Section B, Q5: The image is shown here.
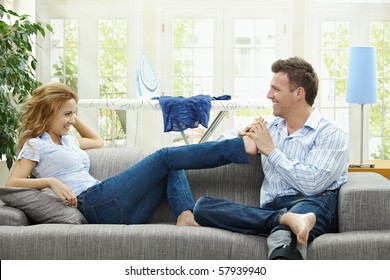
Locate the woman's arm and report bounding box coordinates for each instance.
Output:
[5,158,77,206]
[73,115,104,150]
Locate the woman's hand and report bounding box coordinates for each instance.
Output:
[48,178,78,207]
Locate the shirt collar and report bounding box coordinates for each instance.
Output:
[304,108,321,130]
[272,108,321,132]
[40,132,51,140]
[40,132,65,145]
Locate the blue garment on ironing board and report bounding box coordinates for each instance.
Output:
[155,95,231,132]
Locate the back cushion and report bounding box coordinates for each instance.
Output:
[86,147,263,223]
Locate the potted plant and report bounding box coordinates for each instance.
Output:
[0,4,52,169]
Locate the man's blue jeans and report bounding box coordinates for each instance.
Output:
[194,190,338,243]
[77,137,249,224]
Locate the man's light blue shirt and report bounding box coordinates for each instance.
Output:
[260,108,349,206]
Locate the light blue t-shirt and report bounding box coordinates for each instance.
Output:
[18,132,100,196]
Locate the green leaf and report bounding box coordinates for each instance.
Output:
[46,23,53,33]
[0,4,51,168]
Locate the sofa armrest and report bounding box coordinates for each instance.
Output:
[338,172,390,232]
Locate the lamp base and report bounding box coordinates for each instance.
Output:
[349,162,376,168]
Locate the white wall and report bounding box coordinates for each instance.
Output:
[0,161,7,186]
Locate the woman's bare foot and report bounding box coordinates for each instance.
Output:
[243,135,258,155]
[279,212,316,245]
[176,210,200,227]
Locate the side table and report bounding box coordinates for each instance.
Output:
[348,160,390,180]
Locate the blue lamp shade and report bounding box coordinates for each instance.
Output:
[345,46,378,104]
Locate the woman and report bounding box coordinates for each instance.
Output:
[6,82,257,225]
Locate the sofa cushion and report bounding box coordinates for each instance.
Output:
[0,224,268,259]
[0,187,87,224]
[0,200,30,226]
[307,230,390,260]
[338,172,390,232]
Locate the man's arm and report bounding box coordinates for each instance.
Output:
[247,124,349,195]
[266,127,349,195]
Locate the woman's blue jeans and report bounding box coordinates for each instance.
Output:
[77,137,249,224]
[194,190,338,243]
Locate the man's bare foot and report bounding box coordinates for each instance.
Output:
[176,210,200,227]
[279,212,316,245]
[243,135,258,155]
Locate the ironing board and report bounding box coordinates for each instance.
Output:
[78,98,268,143]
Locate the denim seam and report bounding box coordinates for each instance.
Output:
[175,170,193,215]
[311,191,335,217]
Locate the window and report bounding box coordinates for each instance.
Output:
[370,21,390,159]
[50,19,79,92]
[162,3,288,144]
[98,19,127,144]
[319,21,349,133]
[172,19,214,97]
[308,0,390,160]
[233,19,276,127]
[49,18,129,145]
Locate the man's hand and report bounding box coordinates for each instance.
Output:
[238,117,266,136]
[245,122,276,156]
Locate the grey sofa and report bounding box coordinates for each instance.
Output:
[1,146,390,260]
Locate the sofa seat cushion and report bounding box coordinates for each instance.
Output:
[0,224,268,260]
[0,187,87,224]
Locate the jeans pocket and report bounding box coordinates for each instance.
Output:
[91,199,124,224]
[320,191,338,215]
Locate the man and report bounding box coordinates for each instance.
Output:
[193,57,349,259]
